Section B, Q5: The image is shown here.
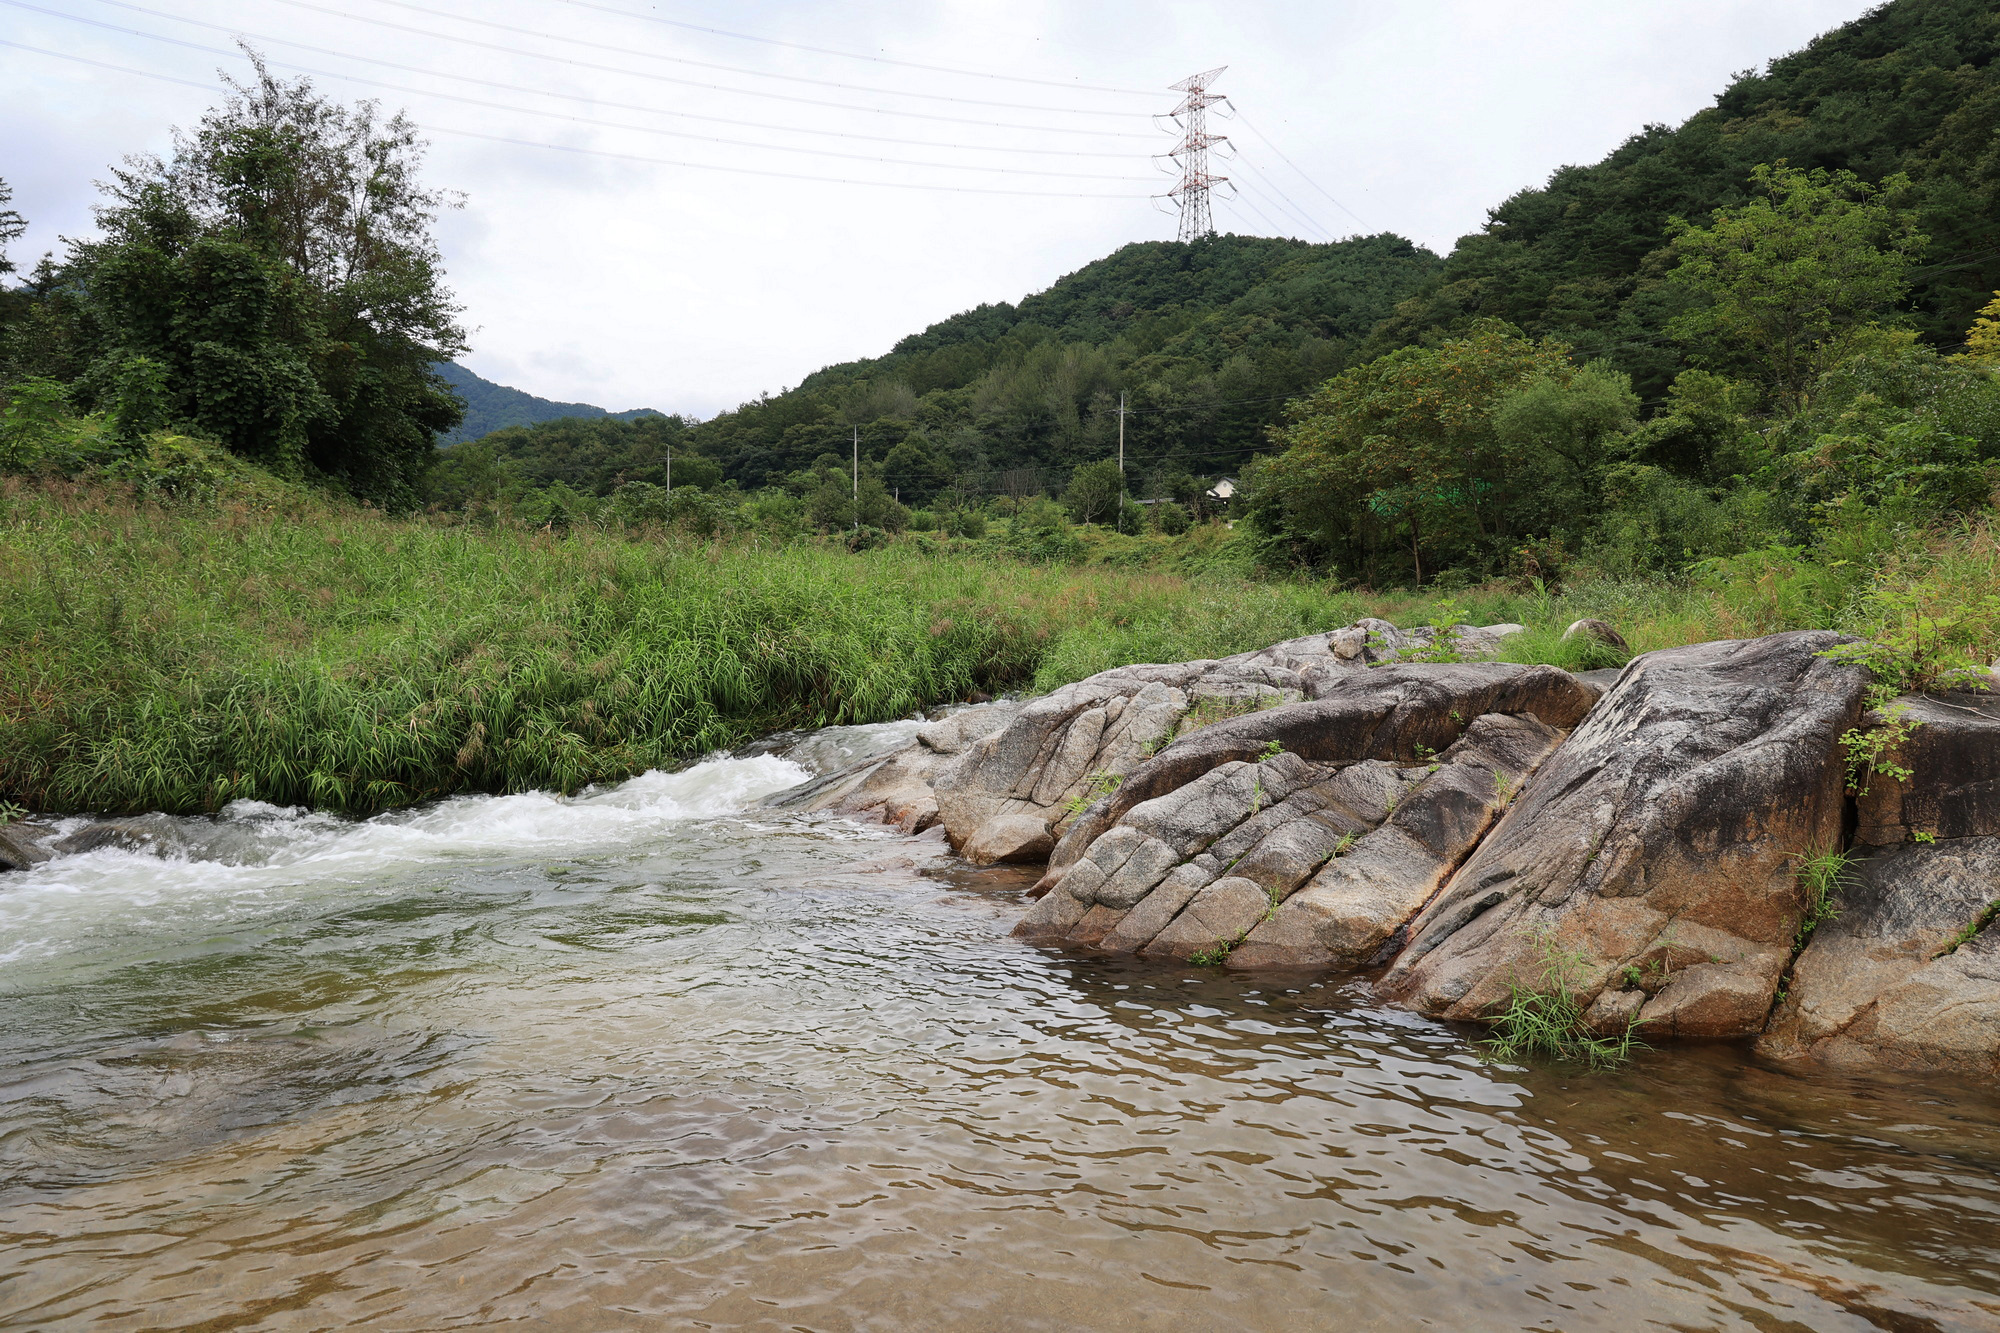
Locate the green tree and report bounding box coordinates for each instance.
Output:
[1259,323,1577,580]
[1665,164,1925,407]
[1063,459,1124,525]
[29,53,466,504]
[0,177,23,278]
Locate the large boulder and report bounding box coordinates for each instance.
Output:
[1014,663,1596,957]
[1852,691,2000,846]
[1380,632,1868,1040]
[931,621,1531,867]
[1758,839,2000,1075]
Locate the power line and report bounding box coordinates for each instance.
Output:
[42,0,1160,139]
[11,7,1140,155]
[259,0,1154,117]
[1229,163,1336,242]
[549,0,1156,96]
[422,125,1152,197]
[1228,107,1369,227]
[0,40,1154,198]
[333,0,1154,114]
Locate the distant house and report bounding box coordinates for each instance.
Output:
[1206,477,1238,501]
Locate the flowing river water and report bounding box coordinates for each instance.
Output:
[3,720,1999,1332]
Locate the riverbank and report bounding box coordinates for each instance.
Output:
[4,466,1996,818]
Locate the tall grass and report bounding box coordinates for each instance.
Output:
[11,472,1990,818]
[0,480,1385,815]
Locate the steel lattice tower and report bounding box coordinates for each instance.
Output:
[1165,66,1228,242]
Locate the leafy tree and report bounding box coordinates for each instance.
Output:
[1063,459,1124,525]
[1665,164,1926,406]
[17,53,465,504]
[1259,323,1582,580]
[0,177,23,277]
[1961,290,2000,361]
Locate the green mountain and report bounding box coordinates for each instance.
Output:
[435,362,661,445]
[460,0,2000,514]
[677,232,1441,498]
[1374,0,2000,400]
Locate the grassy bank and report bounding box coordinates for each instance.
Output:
[0,478,1384,816]
[6,469,1994,818]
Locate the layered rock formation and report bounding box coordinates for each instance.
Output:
[774,617,2000,1076]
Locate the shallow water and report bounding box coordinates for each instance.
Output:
[2,724,1999,1332]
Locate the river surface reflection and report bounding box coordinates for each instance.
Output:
[1,724,1997,1331]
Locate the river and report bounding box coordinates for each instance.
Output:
[1,720,1997,1331]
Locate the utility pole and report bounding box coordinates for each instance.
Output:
[1165,67,1228,243]
[1117,390,1127,534]
[851,426,859,533]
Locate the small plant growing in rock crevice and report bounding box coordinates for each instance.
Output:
[1938,900,2000,956]
[1485,930,1642,1071]
[1837,687,1921,797]
[1792,847,1853,951]
[1190,928,1250,967]
[1063,769,1123,816]
[1400,598,1469,665]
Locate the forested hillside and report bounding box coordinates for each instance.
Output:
[675,233,1442,499]
[1375,0,2000,401]
[433,362,662,444]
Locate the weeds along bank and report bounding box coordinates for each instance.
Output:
[0,472,1386,817]
[5,428,1997,818]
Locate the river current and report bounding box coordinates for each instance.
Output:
[2,720,1998,1332]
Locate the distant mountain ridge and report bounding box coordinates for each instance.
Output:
[434,362,661,445]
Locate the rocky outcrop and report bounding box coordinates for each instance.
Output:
[766,616,2000,1076]
[1759,839,2000,1075]
[1379,632,1867,1040]
[916,618,1526,867]
[1015,663,1595,959]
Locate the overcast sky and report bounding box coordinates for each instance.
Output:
[5,0,1876,416]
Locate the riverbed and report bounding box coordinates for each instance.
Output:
[1,721,1997,1331]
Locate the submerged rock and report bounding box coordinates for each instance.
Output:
[0,822,54,872]
[1380,631,1866,1040]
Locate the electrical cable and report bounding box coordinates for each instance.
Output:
[1228,107,1369,226]
[1226,146,1338,241]
[11,10,1135,156]
[253,0,1151,117]
[0,40,1155,197]
[547,0,1156,96]
[1228,170,1334,242]
[35,0,1159,138]
[321,0,1153,115]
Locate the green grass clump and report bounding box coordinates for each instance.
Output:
[1793,847,1853,951]
[1485,931,1643,1070]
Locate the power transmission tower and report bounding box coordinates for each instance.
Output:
[1165,66,1228,242]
